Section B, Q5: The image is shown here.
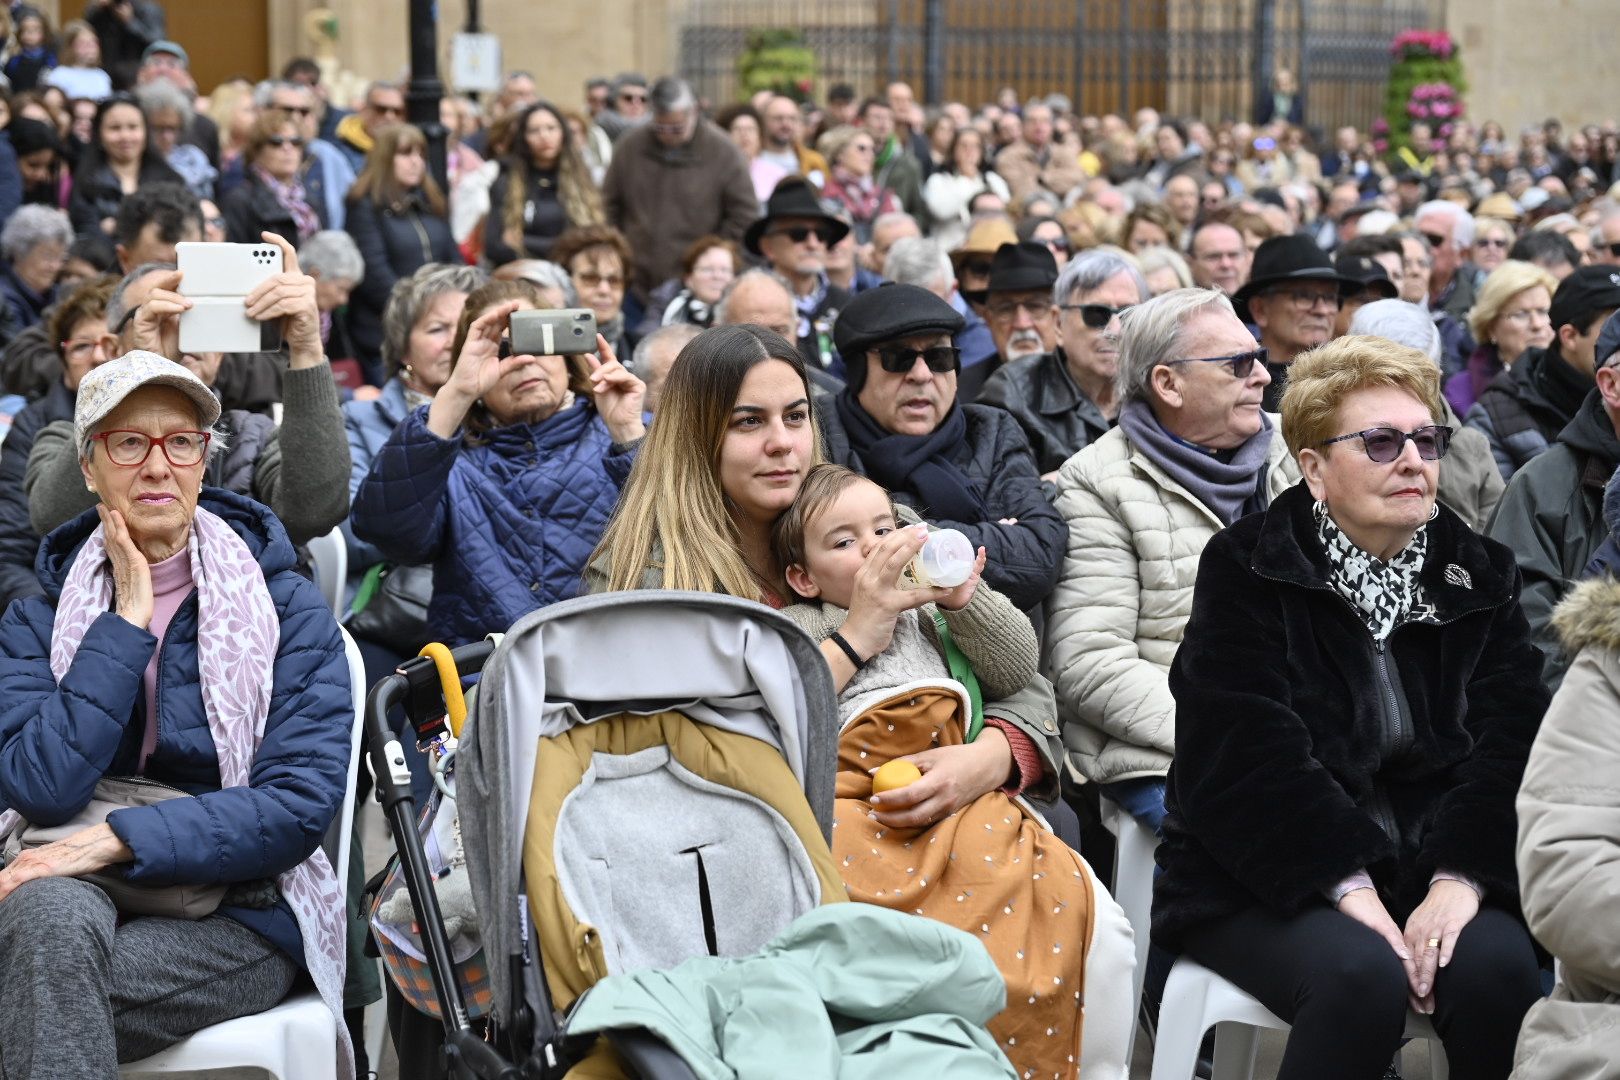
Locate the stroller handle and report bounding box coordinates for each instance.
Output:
[364,642,521,1080]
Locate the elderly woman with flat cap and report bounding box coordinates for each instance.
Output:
[1152,336,1547,1079]
[0,351,355,1077]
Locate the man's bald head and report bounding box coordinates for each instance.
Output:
[716,269,798,340]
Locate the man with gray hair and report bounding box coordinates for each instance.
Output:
[885,237,998,378]
[603,76,759,301]
[1591,202,1620,268]
[1414,199,1478,321]
[333,81,406,175]
[595,72,650,142]
[632,323,702,411]
[978,248,1149,477]
[1347,299,1502,531]
[1045,287,1295,843]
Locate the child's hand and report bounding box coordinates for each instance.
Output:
[934,546,987,611]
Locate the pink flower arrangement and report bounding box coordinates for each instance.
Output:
[1404,82,1464,122]
[1391,28,1455,58]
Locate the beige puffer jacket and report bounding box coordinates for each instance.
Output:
[1043,422,1299,786]
[1512,576,1620,1078]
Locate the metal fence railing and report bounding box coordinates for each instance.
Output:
[677,0,1439,133]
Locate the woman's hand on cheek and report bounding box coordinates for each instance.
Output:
[99,505,154,629]
[869,728,1013,828]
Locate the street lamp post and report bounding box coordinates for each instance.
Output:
[406,0,449,193]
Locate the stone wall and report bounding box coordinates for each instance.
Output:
[1446,0,1620,132]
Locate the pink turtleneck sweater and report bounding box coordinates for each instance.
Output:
[139,548,195,772]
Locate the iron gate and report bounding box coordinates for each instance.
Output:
[677,0,1439,132]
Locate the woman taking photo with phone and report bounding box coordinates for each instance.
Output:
[350,280,645,646]
[344,124,461,372]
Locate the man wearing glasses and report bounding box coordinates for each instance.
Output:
[741,179,854,376]
[817,283,1065,613]
[1233,234,1355,411]
[596,73,650,143]
[1414,200,1479,322]
[1591,205,1620,268]
[1046,287,1295,850]
[979,249,1148,479]
[332,82,406,175]
[1488,309,1620,694]
[603,77,759,303]
[959,240,1061,401]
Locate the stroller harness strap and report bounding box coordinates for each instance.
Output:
[521,710,848,1016]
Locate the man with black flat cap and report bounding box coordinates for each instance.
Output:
[959,240,1062,402]
[817,282,1065,611]
[1233,234,1355,410]
[744,177,854,377]
[1332,250,1399,339]
[1467,265,1620,479]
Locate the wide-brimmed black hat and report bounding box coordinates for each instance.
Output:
[1334,251,1398,301]
[1232,234,1356,314]
[743,178,851,256]
[961,241,1059,306]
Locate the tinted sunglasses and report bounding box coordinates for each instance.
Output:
[1420,231,1447,250]
[1607,242,1620,258]
[1320,424,1453,463]
[1060,302,1132,329]
[1165,347,1266,379]
[770,224,837,246]
[961,259,993,277]
[274,104,314,117]
[874,344,960,373]
[265,135,305,148]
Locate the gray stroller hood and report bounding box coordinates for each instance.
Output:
[457,590,840,1022]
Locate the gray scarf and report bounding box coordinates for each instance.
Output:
[1118,400,1275,526]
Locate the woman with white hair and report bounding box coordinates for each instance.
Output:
[135,81,216,200]
[1136,245,1194,296]
[1349,299,1504,531]
[0,205,73,338]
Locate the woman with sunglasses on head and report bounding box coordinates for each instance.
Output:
[482,101,602,269]
[220,112,326,246]
[1153,334,1546,1080]
[67,92,184,237]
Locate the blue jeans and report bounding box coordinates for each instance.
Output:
[1097,776,1168,837]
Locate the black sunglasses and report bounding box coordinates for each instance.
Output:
[1060,302,1133,329]
[770,224,836,246]
[1320,424,1453,463]
[1607,242,1620,258]
[961,259,993,278]
[1165,347,1266,379]
[273,104,314,117]
[1420,231,1447,250]
[873,344,960,374]
[265,135,306,148]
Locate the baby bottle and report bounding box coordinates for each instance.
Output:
[899,528,974,590]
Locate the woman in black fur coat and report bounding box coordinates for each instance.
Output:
[1151,335,1546,1080]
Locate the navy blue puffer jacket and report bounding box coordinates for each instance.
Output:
[350,400,635,646]
[0,489,352,962]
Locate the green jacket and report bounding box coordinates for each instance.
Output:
[1486,388,1620,693]
[567,904,1016,1080]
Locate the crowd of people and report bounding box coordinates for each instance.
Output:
[2,8,1620,1077]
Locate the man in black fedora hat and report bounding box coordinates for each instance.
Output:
[1232,234,1355,410]
[960,240,1062,401]
[817,282,1065,611]
[744,177,855,377]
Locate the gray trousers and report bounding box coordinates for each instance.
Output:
[0,876,299,1080]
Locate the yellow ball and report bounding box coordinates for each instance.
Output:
[871,759,922,794]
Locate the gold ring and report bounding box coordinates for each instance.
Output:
[1426,938,1441,948]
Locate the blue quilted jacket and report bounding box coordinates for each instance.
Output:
[0,489,353,963]
[351,400,635,646]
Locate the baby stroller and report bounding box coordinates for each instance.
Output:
[365,591,845,1079]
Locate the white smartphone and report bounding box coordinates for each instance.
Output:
[176,242,284,354]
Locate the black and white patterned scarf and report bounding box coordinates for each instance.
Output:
[1316,503,1429,642]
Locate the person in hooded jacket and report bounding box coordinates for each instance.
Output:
[342,123,460,372]
[0,352,351,1078]
[1156,337,1547,1080]
[351,280,645,646]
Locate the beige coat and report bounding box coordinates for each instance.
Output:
[1043,422,1299,785]
[1512,576,1620,1078]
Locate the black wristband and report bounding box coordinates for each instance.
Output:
[828,631,868,671]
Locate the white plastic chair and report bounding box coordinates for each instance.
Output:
[1148,956,1449,1080]
[1100,796,1158,1021]
[306,526,348,619]
[120,628,368,1079]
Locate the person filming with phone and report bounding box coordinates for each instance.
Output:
[351,282,646,646]
[20,232,351,582]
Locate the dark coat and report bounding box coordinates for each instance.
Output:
[1152,483,1549,948]
[817,401,1064,611]
[1465,343,1593,482]
[482,167,570,266]
[975,348,1111,476]
[67,159,185,236]
[351,401,636,646]
[0,378,74,612]
[0,489,351,961]
[344,191,458,362]
[221,171,328,246]
[0,264,53,340]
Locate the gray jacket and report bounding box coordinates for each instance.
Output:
[25,363,351,545]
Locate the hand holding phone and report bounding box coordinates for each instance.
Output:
[176,240,284,354]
